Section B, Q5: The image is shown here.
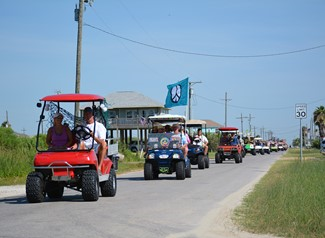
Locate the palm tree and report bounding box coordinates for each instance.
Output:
[302,126,308,146]
[313,106,325,138]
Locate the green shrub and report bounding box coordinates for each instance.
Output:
[207,132,219,151]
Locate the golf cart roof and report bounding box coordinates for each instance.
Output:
[148,114,186,123]
[218,127,239,131]
[186,119,206,127]
[40,94,105,102]
[254,137,263,141]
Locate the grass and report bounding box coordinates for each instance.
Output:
[283,147,324,160]
[233,148,325,238]
[116,149,144,175]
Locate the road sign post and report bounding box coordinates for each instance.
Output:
[295,103,307,161]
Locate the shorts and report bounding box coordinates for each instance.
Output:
[86,143,100,153]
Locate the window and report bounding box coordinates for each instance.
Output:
[148,110,154,116]
[126,111,133,119]
[109,111,116,118]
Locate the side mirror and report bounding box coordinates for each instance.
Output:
[100,103,108,112]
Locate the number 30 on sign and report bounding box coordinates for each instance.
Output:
[295,103,307,119]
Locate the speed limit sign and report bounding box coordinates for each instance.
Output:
[295,103,307,119]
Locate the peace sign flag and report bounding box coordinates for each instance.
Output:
[164,78,189,108]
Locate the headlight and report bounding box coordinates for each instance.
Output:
[148,153,155,159]
[173,154,180,159]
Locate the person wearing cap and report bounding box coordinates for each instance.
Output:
[46,112,73,150]
[81,107,107,173]
[172,124,188,158]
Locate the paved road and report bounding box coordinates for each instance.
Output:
[0,152,282,238]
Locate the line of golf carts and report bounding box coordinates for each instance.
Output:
[243,135,288,156]
[26,93,246,203]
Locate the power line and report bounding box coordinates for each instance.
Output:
[195,94,325,111]
[84,23,325,58]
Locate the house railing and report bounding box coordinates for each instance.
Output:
[107,117,149,129]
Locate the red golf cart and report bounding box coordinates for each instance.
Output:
[26,93,118,203]
[215,127,244,164]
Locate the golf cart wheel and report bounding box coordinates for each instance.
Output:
[46,181,64,199]
[198,155,205,169]
[144,163,153,180]
[242,149,246,158]
[215,153,221,164]
[176,161,185,180]
[100,168,117,197]
[26,171,45,203]
[234,153,240,163]
[251,149,257,156]
[185,163,191,178]
[82,170,99,201]
[204,156,210,168]
[260,149,265,155]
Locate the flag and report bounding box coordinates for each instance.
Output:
[139,117,147,126]
[164,78,189,108]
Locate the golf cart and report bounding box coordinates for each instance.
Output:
[144,114,191,180]
[186,119,209,169]
[26,94,118,203]
[270,141,279,152]
[215,127,244,164]
[262,140,271,154]
[254,137,265,155]
[243,135,257,155]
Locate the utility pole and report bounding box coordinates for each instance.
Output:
[74,0,84,118]
[236,113,248,135]
[248,113,255,135]
[260,126,265,139]
[188,81,202,120]
[221,92,231,127]
[74,0,94,118]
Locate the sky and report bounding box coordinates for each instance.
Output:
[1,0,325,145]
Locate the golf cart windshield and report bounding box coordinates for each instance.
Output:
[147,133,181,150]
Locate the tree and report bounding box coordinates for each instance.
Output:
[313,106,325,138]
[292,138,300,147]
[302,126,308,146]
[1,121,11,128]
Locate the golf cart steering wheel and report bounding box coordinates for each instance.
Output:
[74,125,92,140]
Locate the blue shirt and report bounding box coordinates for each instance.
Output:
[230,136,239,145]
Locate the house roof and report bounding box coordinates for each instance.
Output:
[105,91,164,109]
[201,119,223,128]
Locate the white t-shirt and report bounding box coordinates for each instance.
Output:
[84,122,107,148]
[198,135,208,144]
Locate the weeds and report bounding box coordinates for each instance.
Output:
[234,156,325,238]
